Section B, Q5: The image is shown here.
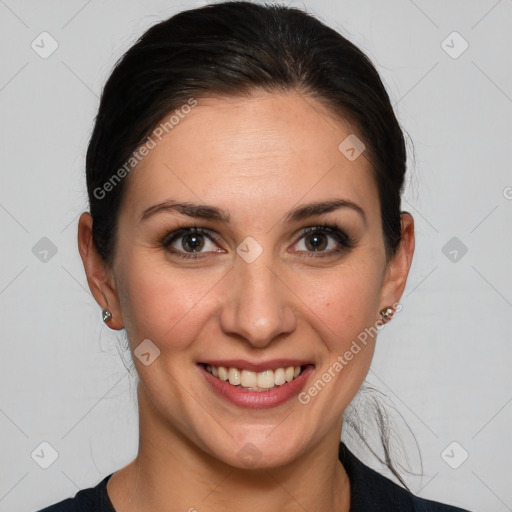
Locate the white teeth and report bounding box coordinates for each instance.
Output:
[218,366,228,381]
[228,367,241,385]
[274,368,286,386]
[241,370,257,387]
[257,370,274,389]
[205,364,304,390]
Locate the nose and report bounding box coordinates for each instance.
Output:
[219,252,297,348]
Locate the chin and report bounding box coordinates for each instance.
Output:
[198,426,312,470]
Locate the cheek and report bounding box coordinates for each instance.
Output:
[300,264,383,345]
[117,256,224,351]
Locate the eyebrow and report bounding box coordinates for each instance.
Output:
[140,198,366,225]
[140,201,231,223]
[284,199,366,224]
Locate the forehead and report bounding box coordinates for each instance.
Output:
[120,91,378,222]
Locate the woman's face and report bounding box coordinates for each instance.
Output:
[89,91,412,469]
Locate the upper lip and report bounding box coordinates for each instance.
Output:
[199,359,314,372]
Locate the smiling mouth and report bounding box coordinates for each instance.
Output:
[201,364,307,392]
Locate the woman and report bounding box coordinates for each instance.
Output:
[38,2,471,510]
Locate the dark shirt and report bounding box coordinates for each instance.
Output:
[36,443,471,511]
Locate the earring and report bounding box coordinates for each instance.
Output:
[102,309,112,323]
[379,306,394,322]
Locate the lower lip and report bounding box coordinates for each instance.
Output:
[199,364,314,409]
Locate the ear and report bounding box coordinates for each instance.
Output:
[378,213,415,316]
[77,212,124,330]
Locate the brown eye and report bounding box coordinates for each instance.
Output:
[293,224,354,257]
[181,233,205,252]
[162,227,221,258]
[304,232,328,251]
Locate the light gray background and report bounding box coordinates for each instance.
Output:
[1,0,511,511]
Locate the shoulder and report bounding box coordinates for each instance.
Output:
[35,474,114,512]
[338,443,471,512]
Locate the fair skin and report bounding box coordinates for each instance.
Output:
[78,90,414,512]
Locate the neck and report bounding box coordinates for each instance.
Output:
[107,386,351,512]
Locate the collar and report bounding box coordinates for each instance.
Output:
[339,442,415,511]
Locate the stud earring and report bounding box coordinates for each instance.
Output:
[379,306,394,322]
[102,309,112,323]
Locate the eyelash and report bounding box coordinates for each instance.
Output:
[160,223,355,260]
